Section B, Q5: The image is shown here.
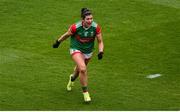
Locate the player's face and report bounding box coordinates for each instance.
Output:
[84,15,93,27]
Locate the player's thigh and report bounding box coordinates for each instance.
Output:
[72,53,86,70]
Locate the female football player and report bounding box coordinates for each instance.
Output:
[53,8,104,102]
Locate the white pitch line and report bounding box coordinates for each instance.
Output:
[146,74,162,79]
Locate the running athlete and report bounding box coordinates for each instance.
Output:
[52,8,104,102]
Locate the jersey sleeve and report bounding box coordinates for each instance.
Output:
[96,25,101,35]
[69,24,76,34]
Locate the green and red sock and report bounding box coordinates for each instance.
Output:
[82,86,88,92]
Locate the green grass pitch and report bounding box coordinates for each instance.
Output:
[0,0,180,110]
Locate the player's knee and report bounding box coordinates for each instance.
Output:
[79,65,86,73]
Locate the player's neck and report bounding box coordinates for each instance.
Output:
[82,21,91,29]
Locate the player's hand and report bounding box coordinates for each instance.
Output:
[53,40,61,48]
[98,52,103,60]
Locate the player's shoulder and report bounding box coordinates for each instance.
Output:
[70,21,82,31]
[73,21,82,29]
[91,21,99,28]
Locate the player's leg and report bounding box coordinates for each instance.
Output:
[67,58,91,91]
[70,65,79,81]
[67,52,87,91]
[82,58,91,102]
[72,53,87,87]
[67,49,81,91]
[71,58,90,81]
[70,55,91,82]
[71,53,91,102]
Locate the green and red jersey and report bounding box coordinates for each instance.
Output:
[69,21,101,54]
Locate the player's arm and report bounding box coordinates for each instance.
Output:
[96,32,104,60]
[58,29,72,42]
[96,25,104,60]
[53,26,74,48]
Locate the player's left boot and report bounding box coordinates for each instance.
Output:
[67,74,74,91]
[83,92,91,102]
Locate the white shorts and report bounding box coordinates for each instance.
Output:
[70,49,93,59]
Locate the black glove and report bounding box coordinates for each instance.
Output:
[98,52,103,60]
[53,40,61,48]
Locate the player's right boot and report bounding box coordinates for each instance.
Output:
[83,92,91,102]
[67,74,74,91]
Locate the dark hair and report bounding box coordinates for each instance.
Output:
[81,8,92,19]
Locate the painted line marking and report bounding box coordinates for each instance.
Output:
[146,74,162,79]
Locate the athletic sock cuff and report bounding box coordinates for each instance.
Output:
[82,86,88,92]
